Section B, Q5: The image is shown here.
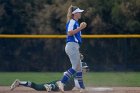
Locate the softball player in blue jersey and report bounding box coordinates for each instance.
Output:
[57,5,87,93]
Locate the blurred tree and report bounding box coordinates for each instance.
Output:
[0,0,139,72]
[111,0,140,34]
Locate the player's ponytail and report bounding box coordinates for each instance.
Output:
[67,5,78,22]
[67,5,73,22]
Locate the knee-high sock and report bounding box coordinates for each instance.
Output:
[76,72,85,89]
[61,68,76,84]
[19,81,32,87]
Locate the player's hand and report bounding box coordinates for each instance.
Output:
[80,22,87,29]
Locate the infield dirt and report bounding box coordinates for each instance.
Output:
[0,86,140,93]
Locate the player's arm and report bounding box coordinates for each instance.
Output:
[68,22,87,36]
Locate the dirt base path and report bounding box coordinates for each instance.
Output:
[0,86,140,93]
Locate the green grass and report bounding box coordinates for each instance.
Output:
[84,72,140,87]
[0,72,140,87]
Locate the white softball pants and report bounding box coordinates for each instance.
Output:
[65,42,82,72]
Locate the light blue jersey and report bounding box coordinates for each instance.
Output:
[66,19,82,44]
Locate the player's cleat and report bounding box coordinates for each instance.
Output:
[56,81,64,93]
[72,87,80,91]
[44,84,52,92]
[79,88,86,93]
[10,79,20,91]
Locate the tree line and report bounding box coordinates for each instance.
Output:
[0,0,140,71]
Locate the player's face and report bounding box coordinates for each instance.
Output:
[75,12,82,19]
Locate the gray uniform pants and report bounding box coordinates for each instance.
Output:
[65,42,82,72]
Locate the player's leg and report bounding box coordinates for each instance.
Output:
[74,50,85,92]
[56,67,76,92]
[10,79,33,90]
[10,79,37,90]
[57,42,80,92]
[68,45,85,92]
[10,79,20,90]
[30,81,58,92]
[75,71,85,92]
[10,79,48,91]
[61,43,79,84]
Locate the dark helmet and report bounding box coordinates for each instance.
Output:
[81,62,89,73]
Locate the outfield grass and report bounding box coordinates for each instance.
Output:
[0,72,140,87]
